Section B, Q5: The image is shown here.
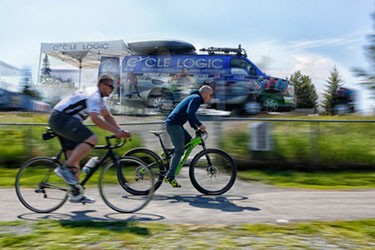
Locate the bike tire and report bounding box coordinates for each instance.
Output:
[123,148,165,194]
[99,156,154,213]
[15,157,68,213]
[189,148,237,195]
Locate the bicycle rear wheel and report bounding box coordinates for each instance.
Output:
[189,148,237,195]
[15,157,68,213]
[123,148,166,194]
[99,156,154,213]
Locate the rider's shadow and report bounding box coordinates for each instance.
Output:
[65,210,109,221]
[155,194,260,212]
[18,210,108,222]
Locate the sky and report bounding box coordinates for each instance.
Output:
[0,0,374,112]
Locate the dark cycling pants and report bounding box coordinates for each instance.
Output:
[165,124,192,179]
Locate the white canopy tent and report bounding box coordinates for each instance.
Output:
[38,40,130,88]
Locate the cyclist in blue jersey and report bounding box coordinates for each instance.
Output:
[49,75,131,203]
[165,85,213,187]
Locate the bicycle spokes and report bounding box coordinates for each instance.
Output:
[189,148,237,195]
[99,157,154,213]
[15,157,68,213]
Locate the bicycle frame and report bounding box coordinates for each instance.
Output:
[51,134,125,187]
[80,145,120,187]
[156,130,207,176]
[174,135,205,176]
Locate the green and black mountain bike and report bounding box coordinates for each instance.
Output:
[124,130,236,195]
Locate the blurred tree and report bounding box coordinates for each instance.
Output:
[38,54,77,104]
[39,55,75,87]
[22,85,42,100]
[40,54,51,77]
[322,66,344,115]
[39,54,59,86]
[290,71,318,110]
[352,11,375,98]
[20,66,42,100]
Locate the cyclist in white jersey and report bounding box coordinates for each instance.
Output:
[49,75,131,203]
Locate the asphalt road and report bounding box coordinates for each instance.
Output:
[2,167,375,224]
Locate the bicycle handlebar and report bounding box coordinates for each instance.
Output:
[195,130,208,140]
[94,135,127,149]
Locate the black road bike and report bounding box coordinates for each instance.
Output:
[15,128,154,213]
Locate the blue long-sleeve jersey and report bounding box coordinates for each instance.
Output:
[165,91,203,129]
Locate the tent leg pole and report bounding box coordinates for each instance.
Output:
[37,52,43,85]
[79,66,82,89]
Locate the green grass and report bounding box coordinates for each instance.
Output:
[0,112,50,123]
[237,170,375,189]
[0,219,374,249]
[0,168,17,187]
[3,167,375,189]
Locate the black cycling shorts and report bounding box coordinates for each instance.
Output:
[49,110,94,150]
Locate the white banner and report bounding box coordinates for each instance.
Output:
[40,40,127,53]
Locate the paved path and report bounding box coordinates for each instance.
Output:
[3,168,375,224]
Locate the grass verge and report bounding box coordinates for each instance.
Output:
[0,219,374,249]
[3,168,375,189]
[237,170,375,189]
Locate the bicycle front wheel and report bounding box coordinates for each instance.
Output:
[189,149,237,195]
[15,157,68,213]
[99,156,154,213]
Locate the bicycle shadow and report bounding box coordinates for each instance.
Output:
[153,194,260,212]
[17,210,165,223]
[17,211,161,235]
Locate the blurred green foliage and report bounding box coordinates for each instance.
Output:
[0,113,142,168]
[221,119,375,170]
[1,112,374,170]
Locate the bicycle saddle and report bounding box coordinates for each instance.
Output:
[149,131,167,137]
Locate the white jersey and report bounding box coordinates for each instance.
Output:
[53,87,107,121]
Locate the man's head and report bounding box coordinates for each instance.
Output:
[98,75,115,97]
[199,85,213,104]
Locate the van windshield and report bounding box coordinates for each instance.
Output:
[230,58,257,76]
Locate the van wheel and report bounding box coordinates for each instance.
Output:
[151,94,173,111]
[262,98,278,112]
